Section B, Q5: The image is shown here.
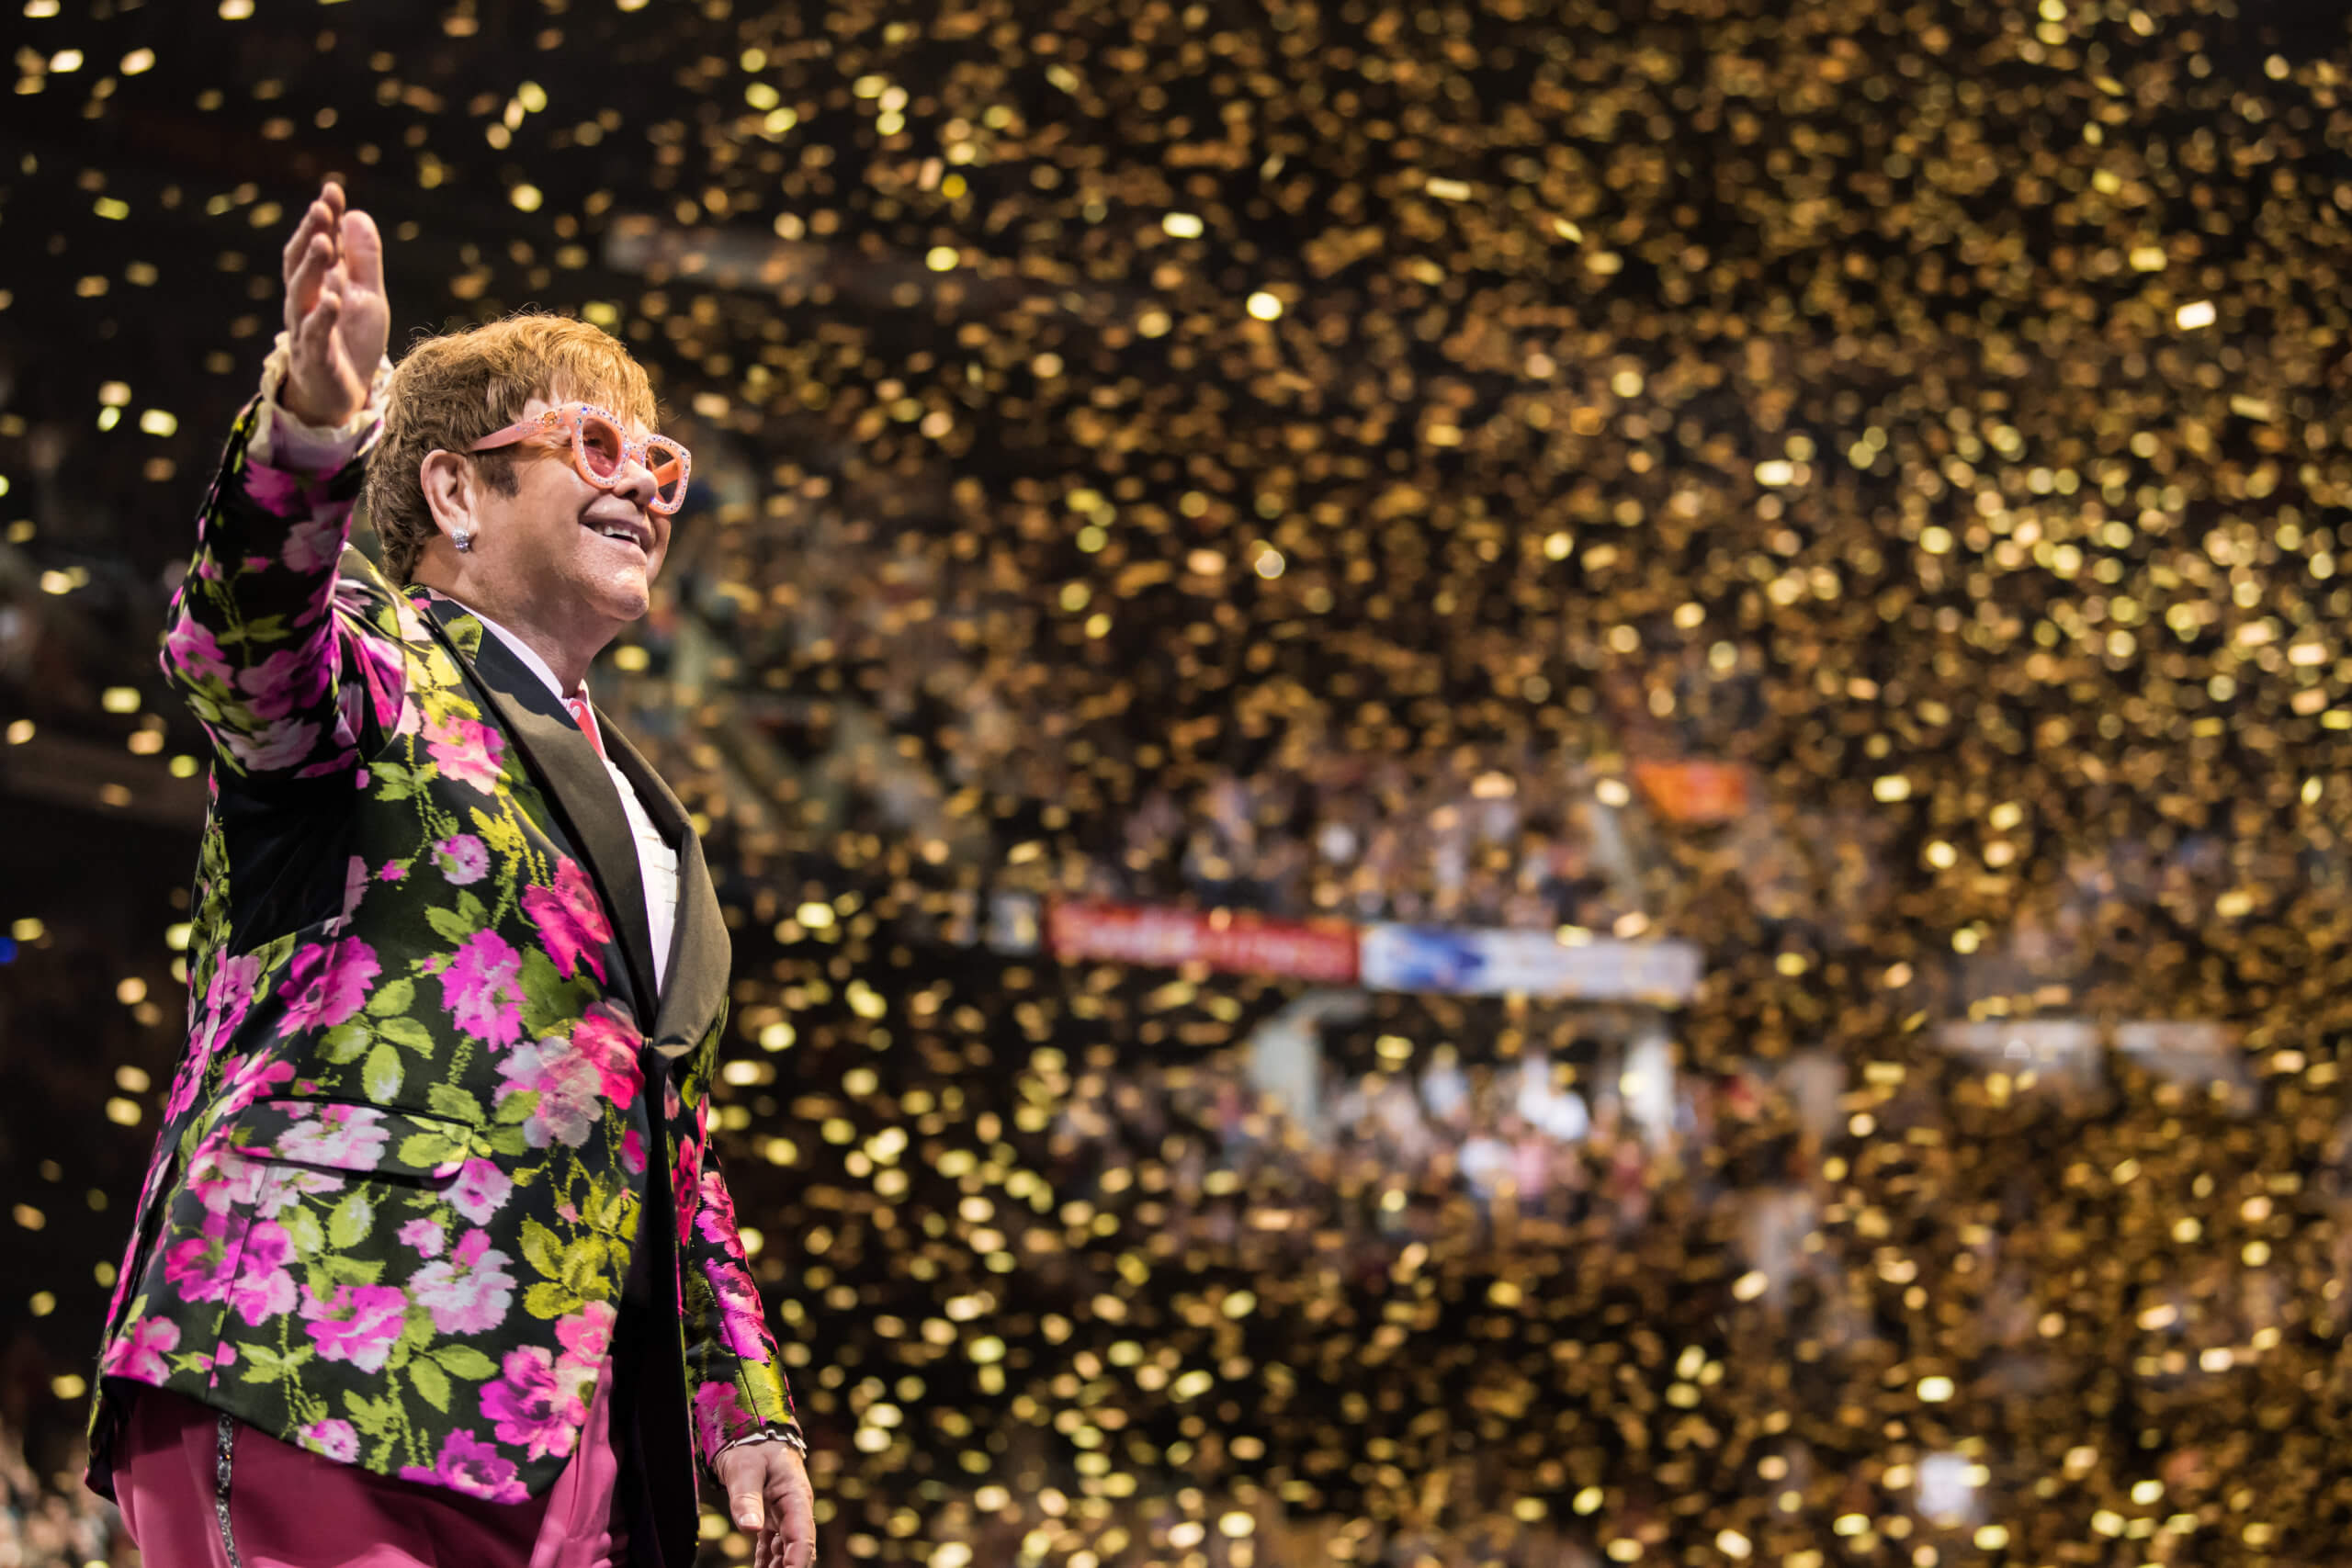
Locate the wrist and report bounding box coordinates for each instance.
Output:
[278,380,358,430]
[715,1426,808,1465]
[251,332,390,474]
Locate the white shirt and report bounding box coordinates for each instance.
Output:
[469,610,681,994]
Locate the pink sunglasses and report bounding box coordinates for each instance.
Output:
[469,402,692,516]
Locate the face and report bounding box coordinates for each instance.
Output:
[455,396,673,631]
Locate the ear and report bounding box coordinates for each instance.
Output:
[419,449,480,542]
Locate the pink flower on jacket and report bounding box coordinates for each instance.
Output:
[270,1102,390,1172]
[164,953,263,1122]
[399,1217,447,1258]
[212,1054,296,1122]
[299,1419,360,1464]
[300,1282,408,1373]
[695,1166,744,1253]
[410,1229,515,1336]
[426,715,508,794]
[692,1382,757,1461]
[238,645,334,723]
[243,460,311,517]
[673,1104,707,1236]
[399,1429,528,1506]
[555,1300,616,1381]
[345,629,409,736]
[448,1158,514,1224]
[204,952,264,1038]
[493,1040,605,1150]
[571,1006,644,1107]
[440,929,524,1049]
[222,716,321,773]
[277,936,379,1036]
[183,1131,266,1218]
[432,832,491,886]
[282,516,344,575]
[521,859,611,984]
[99,1316,181,1384]
[705,1258,773,1362]
[164,616,233,688]
[226,1218,299,1327]
[164,1210,238,1303]
[480,1347,586,1461]
[251,1162,344,1219]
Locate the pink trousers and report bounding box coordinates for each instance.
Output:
[113,1375,627,1568]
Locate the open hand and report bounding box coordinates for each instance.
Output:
[278,181,388,428]
[715,1439,818,1568]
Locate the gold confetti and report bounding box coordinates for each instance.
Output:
[10,6,2352,1565]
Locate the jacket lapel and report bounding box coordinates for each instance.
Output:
[601,719,730,1063]
[412,592,662,1019]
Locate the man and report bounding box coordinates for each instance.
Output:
[85,182,819,1568]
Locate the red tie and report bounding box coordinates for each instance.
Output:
[566,695,605,759]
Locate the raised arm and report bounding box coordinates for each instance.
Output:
[160,183,394,782]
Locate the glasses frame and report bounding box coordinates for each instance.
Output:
[467,401,692,516]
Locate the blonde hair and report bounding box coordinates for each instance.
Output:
[365,312,658,584]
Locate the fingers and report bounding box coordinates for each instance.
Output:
[280,197,340,286]
[777,1482,816,1568]
[283,230,339,334]
[290,285,343,386]
[339,207,385,298]
[300,286,345,348]
[782,1480,816,1538]
[288,287,347,412]
[723,1447,811,1568]
[279,200,326,278]
[282,183,365,339]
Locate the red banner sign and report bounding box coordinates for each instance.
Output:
[1046,901,1360,984]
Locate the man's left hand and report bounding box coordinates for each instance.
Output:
[715,1440,817,1568]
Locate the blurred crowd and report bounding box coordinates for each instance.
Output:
[0,1399,120,1568]
[575,909,2345,1568]
[9,0,2352,1563]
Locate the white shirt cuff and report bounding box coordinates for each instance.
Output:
[248,329,393,474]
[716,1427,808,1462]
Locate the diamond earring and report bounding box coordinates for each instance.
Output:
[452,529,473,553]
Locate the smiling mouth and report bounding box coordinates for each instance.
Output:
[585,519,649,553]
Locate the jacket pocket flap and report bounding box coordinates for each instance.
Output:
[227,1096,475,1181]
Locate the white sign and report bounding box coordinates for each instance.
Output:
[1360,925,1702,1002]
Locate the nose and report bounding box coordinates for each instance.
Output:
[608,451,659,511]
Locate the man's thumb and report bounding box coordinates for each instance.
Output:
[731,1491,764,1530]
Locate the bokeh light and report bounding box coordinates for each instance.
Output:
[4,1,2352,1566]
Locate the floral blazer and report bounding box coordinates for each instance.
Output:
[86,396,800,1548]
